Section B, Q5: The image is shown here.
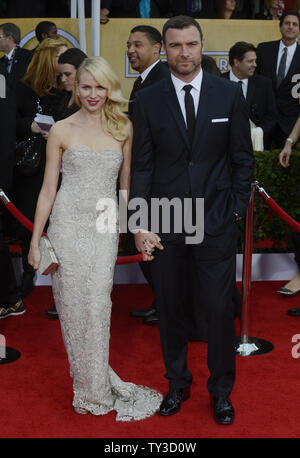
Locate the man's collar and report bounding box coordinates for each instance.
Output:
[229,69,248,83]
[140,59,160,82]
[171,69,203,93]
[6,46,17,60]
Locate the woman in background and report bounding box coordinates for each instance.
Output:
[13,38,68,298]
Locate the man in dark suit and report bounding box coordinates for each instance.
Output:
[0,23,33,92]
[256,10,300,148]
[223,41,277,150]
[127,25,169,324]
[0,84,25,319]
[130,15,254,424]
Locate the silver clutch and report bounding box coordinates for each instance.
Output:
[38,235,59,275]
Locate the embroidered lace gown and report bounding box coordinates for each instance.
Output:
[47,145,162,420]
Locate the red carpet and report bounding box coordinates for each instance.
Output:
[1,281,300,438]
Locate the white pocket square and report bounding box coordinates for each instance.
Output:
[211,118,229,123]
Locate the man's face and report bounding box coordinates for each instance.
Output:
[0,29,9,53]
[127,31,160,73]
[280,14,300,43]
[163,26,203,81]
[46,25,59,40]
[234,51,257,78]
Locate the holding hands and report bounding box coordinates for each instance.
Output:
[134,230,164,261]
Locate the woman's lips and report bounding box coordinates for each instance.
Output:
[87,100,99,106]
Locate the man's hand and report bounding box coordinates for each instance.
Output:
[134,231,164,261]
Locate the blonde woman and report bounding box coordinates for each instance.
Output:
[14,37,68,298]
[28,56,162,420]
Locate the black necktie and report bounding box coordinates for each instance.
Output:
[183,84,196,145]
[277,47,287,87]
[2,56,9,73]
[129,76,142,118]
[132,75,142,94]
[238,80,245,98]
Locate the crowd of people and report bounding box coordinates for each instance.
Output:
[0,7,300,424]
[0,1,300,20]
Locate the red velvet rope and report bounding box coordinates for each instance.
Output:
[0,188,142,264]
[257,185,300,233]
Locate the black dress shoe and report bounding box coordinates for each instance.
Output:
[46,305,59,319]
[211,396,235,425]
[277,287,300,297]
[286,307,300,316]
[20,271,35,297]
[143,312,158,325]
[158,387,190,416]
[130,306,156,318]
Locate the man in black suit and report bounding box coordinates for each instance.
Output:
[256,10,300,148]
[127,25,169,325]
[0,23,33,92]
[130,15,254,424]
[0,84,25,319]
[223,41,277,150]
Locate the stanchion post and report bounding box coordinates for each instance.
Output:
[240,182,255,344]
[235,182,274,356]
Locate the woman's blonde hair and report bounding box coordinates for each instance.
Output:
[22,38,68,96]
[75,56,129,141]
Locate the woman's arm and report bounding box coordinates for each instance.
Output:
[279,116,300,168]
[119,120,132,205]
[28,123,64,269]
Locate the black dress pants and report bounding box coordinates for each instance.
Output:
[150,223,238,398]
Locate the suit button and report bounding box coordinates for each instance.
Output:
[189,161,194,167]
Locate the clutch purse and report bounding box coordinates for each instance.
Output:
[38,235,59,275]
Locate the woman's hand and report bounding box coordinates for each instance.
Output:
[41,130,49,140]
[279,143,292,168]
[134,231,164,261]
[28,244,40,270]
[31,121,42,134]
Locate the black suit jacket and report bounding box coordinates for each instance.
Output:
[256,40,300,135]
[0,46,33,92]
[128,60,170,119]
[222,71,277,140]
[130,71,254,240]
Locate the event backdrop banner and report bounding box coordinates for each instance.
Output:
[2,18,299,103]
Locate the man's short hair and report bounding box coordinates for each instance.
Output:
[35,21,56,43]
[162,15,203,43]
[279,10,300,27]
[130,25,162,45]
[0,23,21,44]
[229,41,256,67]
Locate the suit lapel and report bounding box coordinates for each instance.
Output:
[192,71,214,151]
[269,41,280,85]
[246,76,255,105]
[284,44,300,84]
[163,75,191,151]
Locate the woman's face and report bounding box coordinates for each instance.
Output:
[77,70,108,112]
[58,63,77,92]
